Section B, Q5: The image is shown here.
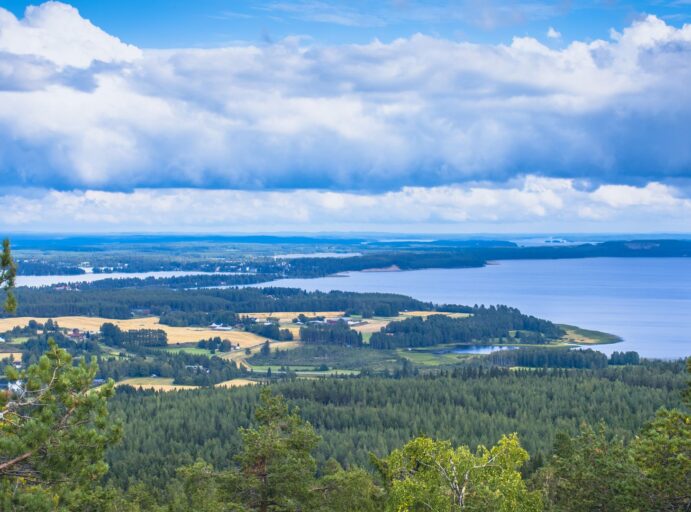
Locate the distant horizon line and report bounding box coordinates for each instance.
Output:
[3,232,691,240]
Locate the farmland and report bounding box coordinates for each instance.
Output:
[0,316,267,346]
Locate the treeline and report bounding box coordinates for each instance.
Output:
[279,240,691,277]
[247,343,401,371]
[6,286,431,322]
[15,260,85,276]
[243,321,294,341]
[370,306,564,349]
[70,273,271,290]
[487,347,641,369]
[21,332,101,365]
[300,321,364,346]
[106,361,687,489]
[100,323,167,348]
[282,251,485,277]
[12,239,691,279]
[97,352,245,386]
[197,337,234,352]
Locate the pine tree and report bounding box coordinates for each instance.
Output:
[230,389,320,511]
[0,238,16,312]
[0,339,121,510]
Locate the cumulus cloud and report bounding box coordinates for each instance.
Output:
[1,177,689,233]
[546,26,561,39]
[0,2,691,204]
[0,2,140,68]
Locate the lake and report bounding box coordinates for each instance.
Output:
[15,271,223,287]
[257,258,691,359]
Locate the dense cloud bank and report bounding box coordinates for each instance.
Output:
[1,2,691,193]
[0,2,690,232]
[3,178,689,232]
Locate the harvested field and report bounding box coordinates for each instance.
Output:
[0,316,266,347]
[0,351,23,361]
[214,378,258,388]
[114,377,198,392]
[246,311,344,322]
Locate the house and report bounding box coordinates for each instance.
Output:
[185,364,210,373]
[67,328,85,341]
[210,323,233,331]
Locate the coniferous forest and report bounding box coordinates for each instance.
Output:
[1,342,689,511]
[1,240,690,511]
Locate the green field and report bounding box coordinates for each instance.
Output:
[397,348,475,366]
[159,346,214,356]
[250,365,360,376]
[559,324,623,345]
[6,337,29,345]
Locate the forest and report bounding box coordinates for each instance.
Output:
[5,286,431,320]
[1,342,689,511]
[369,306,564,349]
[13,238,691,277]
[486,347,641,369]
[96,352,246,386]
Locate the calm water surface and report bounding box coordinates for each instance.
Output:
[16,271,222,287]
[258,258,691,359]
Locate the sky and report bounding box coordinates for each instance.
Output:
[0,0,690,234]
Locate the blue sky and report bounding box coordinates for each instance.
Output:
[3,0,691,47]
[0,1,690,233]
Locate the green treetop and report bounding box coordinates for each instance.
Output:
[0,339,121,511]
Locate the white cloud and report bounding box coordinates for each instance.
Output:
[0,3,690,235]
[546,26,561,39]
[1,177,689,232]
[0,2,141,68]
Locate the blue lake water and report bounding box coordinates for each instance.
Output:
[443,345,520,355]
[257,258,691,359]
[15,271,225,287]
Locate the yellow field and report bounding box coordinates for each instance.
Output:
[562,329,598,344]
[403,311,471,319]
[215,378,258,388]
[112,376,259,392]
[114,377,198,391]
[0,351,22,361]
[283,325,302,337]
[242,311,470,339]
[246,311,344,322]
[352,311,471,335]
[559,326,620,345]
[0,311,470,348]
[0,316,266,347]
[352,319,389,334]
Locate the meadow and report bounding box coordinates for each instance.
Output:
[0,316,267,346]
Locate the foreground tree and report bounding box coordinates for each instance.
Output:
[313,458,383,512]
[375,434,542,511]
[632,408,691,510]
[537,358,691,511]
[535,424,641,511]
[158,390,382,512]
[631,358,691,511]
[230,388,321,511]
[1,238,16,312]
[0,340,121,511]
